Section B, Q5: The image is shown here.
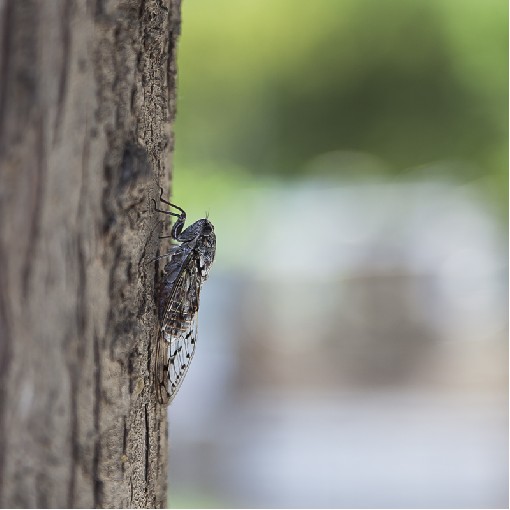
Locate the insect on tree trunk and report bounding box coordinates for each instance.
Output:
[0,0,181,507]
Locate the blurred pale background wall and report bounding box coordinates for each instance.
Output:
[168,1,508,508]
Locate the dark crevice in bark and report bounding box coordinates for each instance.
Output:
[120,142,152,189]
[69,234,87,506]
[81,117,91,187]
[0,2,39,151]
[22,117,46,301]
[0,242,11,504]
[156,408,162,474]
[166,0,181,124]
[144,404,149,484]
[122,418,128,455]
[68,367,79,508]
[0,0,13,148]
[94,0,104,18]
[138,0,146,20]
[147,341,153,401]
[130,85,137,114]
[76,237,88,343]
[54,0,72,145]
[93,331,102,508]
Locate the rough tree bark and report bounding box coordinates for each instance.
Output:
[0,0,180,507]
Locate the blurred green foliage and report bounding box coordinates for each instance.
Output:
[173,0,508,217]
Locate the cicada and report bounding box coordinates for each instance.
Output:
[153,189,216,404]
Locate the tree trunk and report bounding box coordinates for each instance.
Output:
[0,0,180,507]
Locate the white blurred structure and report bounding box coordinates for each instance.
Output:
[169,178,508,508]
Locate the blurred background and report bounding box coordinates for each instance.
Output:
[168,0,508,508]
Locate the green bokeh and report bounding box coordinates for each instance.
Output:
[173,0,507,218]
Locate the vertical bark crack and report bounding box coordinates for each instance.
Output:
[68,373,78,507]
[22,117,46,301]
[0,243,11,504]
[53,0,72,145]
[144,404,150,484]
[93,332,102,508]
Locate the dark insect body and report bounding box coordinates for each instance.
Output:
[153,189,216,405]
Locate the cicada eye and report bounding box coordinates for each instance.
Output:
[202,223,213,235]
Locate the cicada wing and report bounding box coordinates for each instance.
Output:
[156,254,202,404]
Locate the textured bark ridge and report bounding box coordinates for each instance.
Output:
[0,0,181,507]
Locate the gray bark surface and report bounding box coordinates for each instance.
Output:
[0,0,181,507]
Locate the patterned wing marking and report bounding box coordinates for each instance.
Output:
[156,255,202,404]
[167,314,198,398]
